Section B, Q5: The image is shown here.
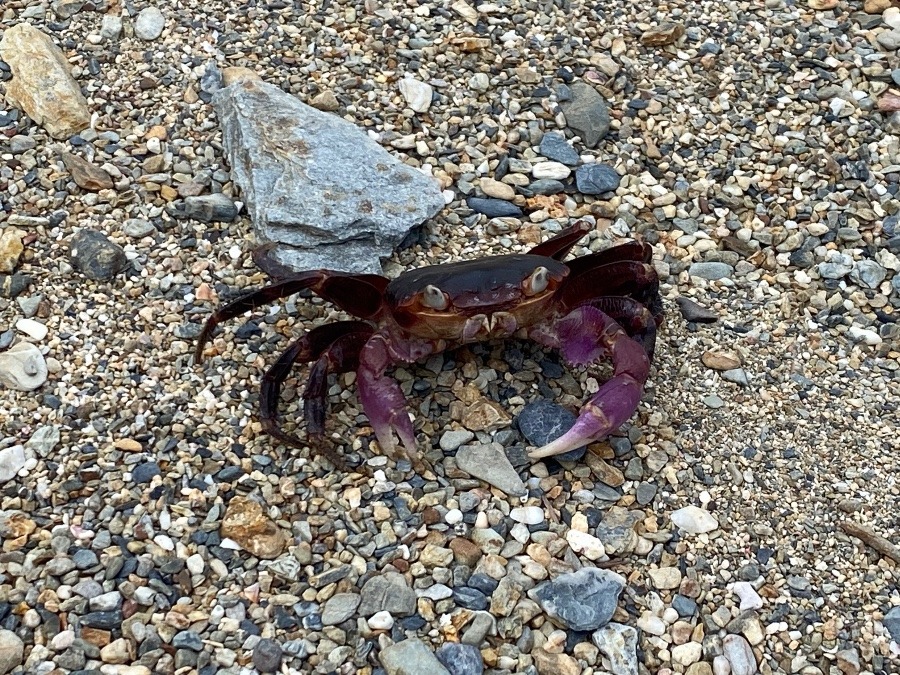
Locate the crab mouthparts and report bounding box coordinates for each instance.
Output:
[461,312,518,342]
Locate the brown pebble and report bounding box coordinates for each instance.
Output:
[449,537,482,566]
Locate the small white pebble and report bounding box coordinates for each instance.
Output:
[367,611,394,630]
[445,508,463,525]
[16,318,48,341]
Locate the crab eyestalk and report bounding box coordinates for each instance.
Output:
[528,306,651,459]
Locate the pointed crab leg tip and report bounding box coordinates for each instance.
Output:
[528,436,584,460]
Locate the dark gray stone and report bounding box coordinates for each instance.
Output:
[435,643,484,675]
[252,639,283,673]
[68,230,127,281]
[558,81,611,148]
[516,399,585,462]
[539,132,579,166]
[672,594,698,617]
[0,274,32,299]
[79,611,123,630]
[466,197,523,218]
[131,462,161,484]
[530,567,625,631]
[72,549,99,570]
[213,78,444,274]
[172,631,203,651]
[575,164,621,195]
[674,297,718,323]
[527,179,566,196]
[172,194,238,223]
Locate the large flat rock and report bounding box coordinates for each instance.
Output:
[212,79,445,274]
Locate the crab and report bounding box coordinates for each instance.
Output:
[194,221,663,463]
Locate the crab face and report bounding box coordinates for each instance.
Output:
[385,254,570,342]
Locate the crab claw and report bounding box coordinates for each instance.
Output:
[528,305,651,460]
[356,333,428,465]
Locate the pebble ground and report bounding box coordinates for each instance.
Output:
[1,0,899,674]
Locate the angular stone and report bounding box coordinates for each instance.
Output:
[321,593,361,626]
[0,24,90,139]
[220,496,286,559]
[435,642,483,675]
[640,23,685,47]
[456,443,526,496]
[398,77,433,113]
[467,197,523,218]
[592,623,638,675]
[69,230,127,280]
[177,194,238,223]
[134,7,165,41]
[884,606,900,641]
[61,153,114,191]
[212,78,444,274]
[539,132,580,166]
[380,638,450,675]
[359,572,416,617]
[517,399,585,462]
[0,630,24,675]
[531,567,625,631]
[532,649,580,675]
[252,638,283,673]
[0,343,47,392]
[722,634,757,675]
[595,506,642,554]
[688,262,733,280]
[575,164,621,195]
[559,82,611,148]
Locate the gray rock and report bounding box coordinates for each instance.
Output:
[0,630,24,675]
[877,28,900,51]
[175,194,239,223]
[69,230,127,280]
[359,572,416,617]
[592,623,638,675]
[100,15,123,41]
[122,218,155,238]
[594,506,642,554]
[528,179,566,196]
[851,260,886,289]
[818,253,853,279]
[883,606,900,641]
[0,274,32,299]
[213,78,444,274]
[380,638,450,675]
[559,81,611,148]
[539,132,580,166]
[635,481,657,505]
[688,262,733,280]
[25,425,59,457]
[435,642,483,675]
[172,631,203,651]
[466,197,523,218]
[516,399,585,462]
[89,591,121,611]
[439,429,475,452]
[9,136,36,153]
[0,446,28,484]
[131,462,161,484]
[461,611,495,645]
[321,593,361,625]
[722,634,757,675]
[134,7,165,41]
[721,368,749,386]
[456,443,526,496]
[51,0,84,19]
[530,567,625,631]
[0,342,48,392]
[252,638,282,673]
[575,164,621,195]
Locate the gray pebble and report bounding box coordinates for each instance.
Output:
[69,230,127,281]
[252,638,283,673]
[134,7,165,40]
[575,163,621,195]
[539,132,580,166]
[688,262,734,281]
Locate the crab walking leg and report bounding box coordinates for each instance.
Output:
[356,331,437,460]
[258,321,374,448]
[528,306,651,459]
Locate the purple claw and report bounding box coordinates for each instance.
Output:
[528,306,650,459]
[356,333,430,462]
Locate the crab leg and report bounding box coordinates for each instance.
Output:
[356,331,437,462]
[259,321,374,449]
[528,306,651,459]
[580,296,660,359]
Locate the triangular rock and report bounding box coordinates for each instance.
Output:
[213,78,445,274]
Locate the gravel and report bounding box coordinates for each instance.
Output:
[1,0,899,673]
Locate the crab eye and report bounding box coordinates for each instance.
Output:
[526,266,550,295]
[422,284,449,310]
